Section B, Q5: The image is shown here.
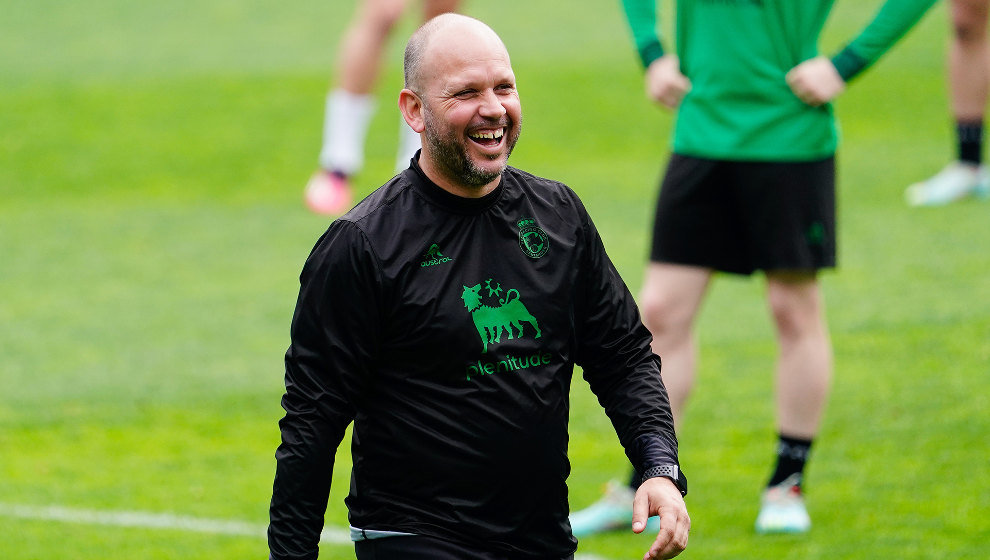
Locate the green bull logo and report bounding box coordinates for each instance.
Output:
[460,279,542,353]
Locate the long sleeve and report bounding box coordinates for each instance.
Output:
[620,0,666,68]
[830,0,936,81]
[573,208,679,473]
[268,222,384,560]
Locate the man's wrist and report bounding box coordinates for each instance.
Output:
[638,39,664,69]
[641,464,688,496]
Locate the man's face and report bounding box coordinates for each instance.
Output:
[417,32,522,189]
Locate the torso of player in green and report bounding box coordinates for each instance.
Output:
[623,0,935,161]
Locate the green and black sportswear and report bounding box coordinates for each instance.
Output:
[622,0,936,161]
[269,158,680,559]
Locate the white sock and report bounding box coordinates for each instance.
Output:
[319,89,375,175]
[395,118,422,173]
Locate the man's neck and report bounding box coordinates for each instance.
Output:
[418,155,501,198]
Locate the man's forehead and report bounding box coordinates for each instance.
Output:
[411,18,515,90]
[424,53,514,90]
[425,23,508,63]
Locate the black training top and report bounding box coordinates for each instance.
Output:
[269,158,680,559]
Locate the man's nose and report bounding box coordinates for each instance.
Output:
[478,89,507,118]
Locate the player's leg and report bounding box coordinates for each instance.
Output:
[336,0,409,96]
[906,0,990,206]
[394,0,462,172]
[422,0,460,20]
[639,262,712,429]
[643,156,750,428]
[754,271,831,534]
[570,155,722,537]
[568,264,708,538]
[949,0,990,191]
[950,0,990,123]
[768,271,832,468]
[739,156,835,534]
[569,265,709,539]
[768,273,831,441]
[308,0,410,215]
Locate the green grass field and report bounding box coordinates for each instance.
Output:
[2,1,988,558]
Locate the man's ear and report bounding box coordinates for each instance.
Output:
[398,89,426,133]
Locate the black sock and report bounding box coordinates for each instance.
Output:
[767,434,812,488]
[957,119,984,165]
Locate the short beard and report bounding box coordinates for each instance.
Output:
[422,107,520,188]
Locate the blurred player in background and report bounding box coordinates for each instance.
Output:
[304,0,461,215]
[570,0,935,537]
[906,0,990,205]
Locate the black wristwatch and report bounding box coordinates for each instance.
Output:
[641,464,688,496]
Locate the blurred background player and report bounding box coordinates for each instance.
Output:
[906,0,990,206]
[569,0,935,538]
[304,0,461,215]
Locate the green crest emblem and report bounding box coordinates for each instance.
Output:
[517,218,549,259]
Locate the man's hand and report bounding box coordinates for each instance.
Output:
[632,477,690,560]
[645,55,691,110]
[785,56,846,106]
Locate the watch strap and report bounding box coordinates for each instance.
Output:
[641,464,687,496]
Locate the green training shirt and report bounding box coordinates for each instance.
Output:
[621,0,935,161]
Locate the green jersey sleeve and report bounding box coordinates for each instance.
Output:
[831,0,936,81]
[621,0,665,68]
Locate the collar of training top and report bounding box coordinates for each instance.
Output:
[409,156,505,215]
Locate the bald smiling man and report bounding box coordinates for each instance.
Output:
[268,14,689,560]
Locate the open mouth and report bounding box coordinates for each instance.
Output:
[468,127,505,149]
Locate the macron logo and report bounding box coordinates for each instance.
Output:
[420,243,453,268]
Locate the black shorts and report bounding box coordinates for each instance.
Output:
[650,154,837,275]
[355,535,574,560]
